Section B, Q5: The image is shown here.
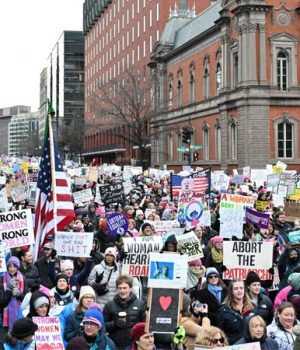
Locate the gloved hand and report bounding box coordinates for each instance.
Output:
[7,279,17,291]
[12,287,21,297]
[95,271,104,284]
[115,318,126,328]
[173,325,185,345]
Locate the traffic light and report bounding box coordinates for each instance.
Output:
[193,152,199,161]
[182,127,192,144]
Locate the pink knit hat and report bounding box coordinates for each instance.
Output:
[210,236,223,246]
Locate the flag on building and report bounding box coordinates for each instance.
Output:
[34,102,75,260]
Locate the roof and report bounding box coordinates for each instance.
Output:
[173,1,222,49]
[159,17,192,46]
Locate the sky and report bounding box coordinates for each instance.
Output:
[0,0,84,112]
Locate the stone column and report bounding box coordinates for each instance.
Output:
[220,34,230,90]
[248,23,257,83]
[240,23,248,83]
[258,24,267,84]
[159,63,167,109]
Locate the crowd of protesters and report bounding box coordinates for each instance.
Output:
[1,163,300,350]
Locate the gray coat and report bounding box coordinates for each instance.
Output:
[88,260,120,308]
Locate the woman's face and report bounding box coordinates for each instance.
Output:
[278,307,295,330]
[81,295,95,309]
[194,227,203,238]
[8,264,17,276]
[57,278,68,291]
[137,333,155,350]
[83,322,100,337]
[105,254,115,265]
[215,242,223,250]
[232,281,245,301]
[209,332,225,347]
[129,221,135,229]
[249,318,265,339]
[207,274,219,285]
[36,303,48,317]
[49,295,56,308]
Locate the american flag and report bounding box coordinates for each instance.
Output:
[171,174,184,196]
[34,104,75,260]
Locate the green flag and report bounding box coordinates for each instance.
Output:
[47,99,55,116]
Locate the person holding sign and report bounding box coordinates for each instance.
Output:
[217,279,253,344]
[235,314,278,349]
[204,236,224,276]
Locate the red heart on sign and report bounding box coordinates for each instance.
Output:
[159,296,172,311]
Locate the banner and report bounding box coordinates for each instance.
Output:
[33,316,64,350]
[107,213,128,236]
[148,253,188,289]
[176,231,203,260]
[122,236,163,276]
[219,194,254,238]
[267,174,280,193]
[193,343,261,350]
[54,231,93,257]
[0,209,34,249]
[145,220,179,236]
[72,188,93,204]
[223,241,273,280]
[99,182,125,206]
[0,190,8,213]
[245,207,270,229]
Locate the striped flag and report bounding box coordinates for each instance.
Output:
[193,168,211,196]
[34,103,75,260]
[171,174,184,196]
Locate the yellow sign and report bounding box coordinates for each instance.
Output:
[288,189,300,201]
[21,162,29,174]
[272,165,283,174]
[256,200,270,212]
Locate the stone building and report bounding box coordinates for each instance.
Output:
[150,0,300,171]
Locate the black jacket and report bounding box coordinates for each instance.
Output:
[103,292,146,348]
[191,287,227,326]
[34,256,59,289]
[251,292,274,326]
[19,263,40,290]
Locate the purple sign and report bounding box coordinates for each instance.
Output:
[245,207,270,229]
[107,213,128,236]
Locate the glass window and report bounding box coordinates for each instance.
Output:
[189,72,195,103]
[203,69,209,98]
[277,121,293,158]
[231,123,237,160]
[177,80,183,106]
[233,53,238,88]
[277,51,288,91]
[216,63,222,92]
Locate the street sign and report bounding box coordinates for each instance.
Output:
[190,145,203,150]
[177,147,188,152]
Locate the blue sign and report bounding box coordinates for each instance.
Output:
[106,213,128,236]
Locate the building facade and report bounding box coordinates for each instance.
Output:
[45,31,85,159]
[82,0,206,166]
[150,0,300,171]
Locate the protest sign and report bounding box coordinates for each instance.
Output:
[183,200,204,228]
[122,236,163,276]
[0,209,34,249]
[88,168,98,182]
[176,231,203,260]
[146,220,179,236]
[245,207,270,229]
[148,252,188,289]
[54,231,93,257]
[198,210,211,226]
[223,241,273,280]
[255,200,270,212]
[243,166,251,178]
[288,189,300,201]
[0,191,8,213]
[10,184,29,202]
[74,176,87,186]
[72,188,93,204]
[267,174,280,193]
[277,184,287,197]
[0,176,6,185]
[285,202,300,218]
[0,241,6,272]
[232,174,244,185]
[146,288,182,334]
[269,266,280,292]
[27,183,37,206]
[99,182,125,206]
[219,194,254,239]
[33,316,64,350]
[250,169,267,188]
[107,212,128,236]
[287,229,300,243]
[192,343,261,350]
[272,194,284,207]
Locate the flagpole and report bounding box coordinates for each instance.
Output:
[170,173,173,202]
[48,107,58,234]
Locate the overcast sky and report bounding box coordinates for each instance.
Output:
[0,0,84,112]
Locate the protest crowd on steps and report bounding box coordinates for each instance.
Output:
[2,158,300,349]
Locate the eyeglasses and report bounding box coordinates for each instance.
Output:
[209,337,225,344]
[83,321,98,327]
[208,275,218,279]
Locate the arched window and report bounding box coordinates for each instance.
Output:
[215,119,221,160]
[202,122,209,160]
[233,53,238,88]
[277,50,288,91]
[177,79,183,106]
[277,120,293,158]
[168,133,173,161]
[189,72,195,103]
[229,117,237,160]
[216,63,222,93]
[203,68,210,98]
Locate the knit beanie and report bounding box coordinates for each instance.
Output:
[56,273,69,284]
[141,222,152,232]
[60,259,74,272]
[83,306,104,328]
[131,322,146,342]
[210,236,223,246]
[288,273,300,291]
[7,256,20,269]
[79,285,96,303]
[135,210,144,217]
[205,267,219,278]
[11,318,38,339]
[245,271,261,286]
[188,258,202,267]
[33,296,49,309]
[104,247,117,258]
[66,336,89,350]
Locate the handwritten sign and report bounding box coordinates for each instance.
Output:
[223,241,273,280]
[0,209,34,249]
[72,188,93,204]
[176,232,203,260]
[287,229,300,243]
[99,182,125,206]
[122,236,163,276]
[33,316,64,350]
[54,231,93,257]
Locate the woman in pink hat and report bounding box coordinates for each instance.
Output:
[204,236,224,275]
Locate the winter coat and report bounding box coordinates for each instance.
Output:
[267,320,297,350]
[88,261,120,308]
[251,292,274,325]
[235,313,278,350]
[278,249,300,289]
[191,287,227,326]
[50,287,74,306]
[83,330,116,350]
[64,309,85,342]
[103,292,146,348]
[19,263,40,290]
[217,304,252,345]
[96,231,118,253]
[34,256,56,289]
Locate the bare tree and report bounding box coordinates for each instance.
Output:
[87,69,159,168]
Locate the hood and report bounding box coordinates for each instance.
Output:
[28,290,50,317]
[163,234,177,250]
[242,314,266,343]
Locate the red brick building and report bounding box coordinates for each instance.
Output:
[150,0,300,172]
[82,0,208,166]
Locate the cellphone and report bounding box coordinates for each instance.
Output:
[192,300,203,309]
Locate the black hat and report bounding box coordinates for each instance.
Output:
[56,273,69,284]
[245,271,261,286]
[11,318,38,339]
[141,222,152,232]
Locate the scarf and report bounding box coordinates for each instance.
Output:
[208,283,223,304]
[211,246,223,263]
[186,267,203,290]
[3,271,24,328]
